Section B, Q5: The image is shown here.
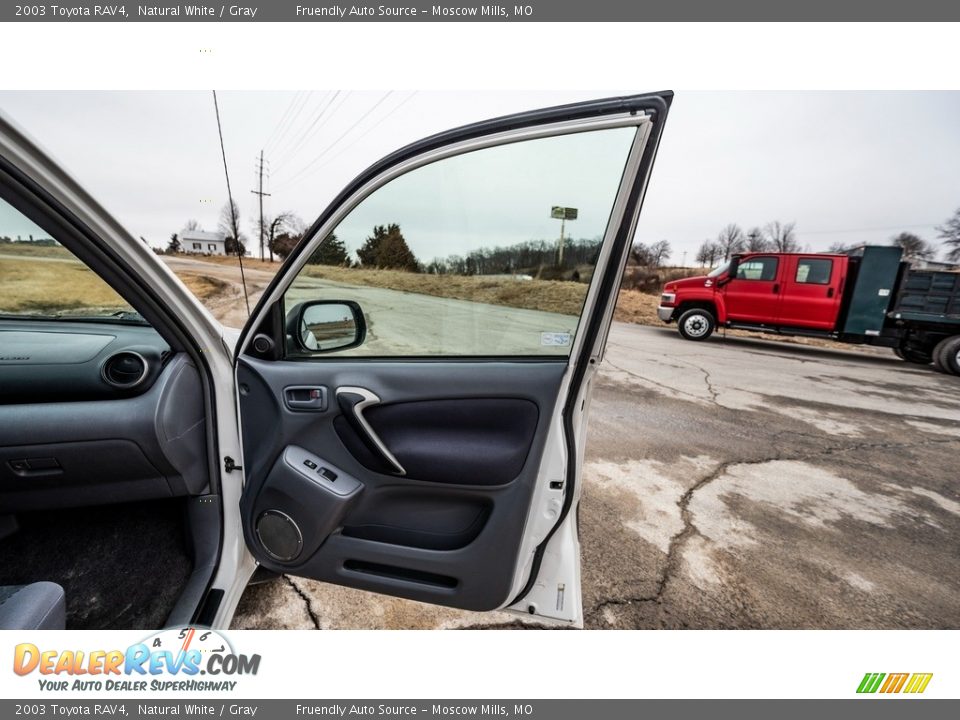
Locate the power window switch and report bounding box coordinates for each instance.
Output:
[317,467,337,482]
[303,459,318,470]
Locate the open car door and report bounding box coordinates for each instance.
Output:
[235,93,671,626]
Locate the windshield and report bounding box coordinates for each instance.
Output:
[0,198,139,322]
[707,260,730,278]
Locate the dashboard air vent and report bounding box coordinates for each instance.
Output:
[101,351,148,389]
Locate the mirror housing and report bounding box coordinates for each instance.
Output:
[285,300,366,354]
[718,256,741,287]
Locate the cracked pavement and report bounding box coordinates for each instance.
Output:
[232,322,960,630]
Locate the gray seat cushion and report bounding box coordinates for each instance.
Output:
[0,582,66,629]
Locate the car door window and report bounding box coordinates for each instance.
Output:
[736,257,779,281]
[282,127,637,357]
[795,258,833,284]
[0,199,135,319]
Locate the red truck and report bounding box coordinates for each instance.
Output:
[657,245,960,376]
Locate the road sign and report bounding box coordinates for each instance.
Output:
[551,206,578,220]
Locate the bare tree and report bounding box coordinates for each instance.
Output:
[183,219,201,232]
[647,239,672,268]
[218,200,246,255]
[764,220,800,253]
[891,231,935,263]
[264,211,301,262]
[695,240,714,267]
[630,241,653,266]
[745,226,770,252]
[716,224,745,260]
[827,242,856,254]
[936,207,960,262]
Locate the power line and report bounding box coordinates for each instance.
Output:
[274,91,394,191]
[263,91,303,153]
[269,90,332,162]
[272,90,348,171]
[305,91,418,173]
[212,90,250,316]
[266,91,313,157]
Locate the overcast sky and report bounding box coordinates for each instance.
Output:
[0,90,958,264]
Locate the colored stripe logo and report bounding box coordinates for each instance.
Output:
[857,673,933,694]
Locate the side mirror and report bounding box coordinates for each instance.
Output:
[718,257,740,287]
[285,300,366,353]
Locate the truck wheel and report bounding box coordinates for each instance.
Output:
[931,337,952,373]
[677,308,715,341]
[938,336,960,376]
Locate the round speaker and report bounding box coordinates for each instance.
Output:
[252,334,275,354]
[255,510,303,562]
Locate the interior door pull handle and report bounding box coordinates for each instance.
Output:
[335,387,406,476]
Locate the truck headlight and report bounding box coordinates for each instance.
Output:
[660,292,676,305]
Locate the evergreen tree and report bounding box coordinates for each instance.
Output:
[308,233,349,265]
[356,224,418,271]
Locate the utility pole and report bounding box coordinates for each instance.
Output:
[251,150,271,261]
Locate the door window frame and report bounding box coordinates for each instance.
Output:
[735,256,780,282]
[241,112,655,365]
[794,257,834,285]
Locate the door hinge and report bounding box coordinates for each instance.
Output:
[224,456,243,473]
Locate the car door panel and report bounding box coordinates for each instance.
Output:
[777,255,845,330]
[237,357,564,610]
[235,93,671,624]
[723,255,784,323]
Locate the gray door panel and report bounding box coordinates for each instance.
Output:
[238,357,565,610]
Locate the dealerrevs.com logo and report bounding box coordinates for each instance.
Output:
[13,628,261,692]
[857,673,933,695]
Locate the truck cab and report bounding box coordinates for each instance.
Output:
[659,251,850,339]
[658,246,960,376]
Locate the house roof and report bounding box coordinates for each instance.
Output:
[181,230,226,242]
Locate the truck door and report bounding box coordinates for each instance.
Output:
[722,255,782,324]
[777,255,845,331]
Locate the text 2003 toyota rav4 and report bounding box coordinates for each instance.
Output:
[0,93,670,630]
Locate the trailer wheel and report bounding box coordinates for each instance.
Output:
[677,308,716,341]
[938,336,960,376]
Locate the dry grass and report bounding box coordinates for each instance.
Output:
[0,243,72,259]
[174,272,232,302]
[0,256,129,314]
[0,253,227,315]
[614,288,662,325]
[300,264,589,316]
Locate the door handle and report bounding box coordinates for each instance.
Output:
[335,387,406,476]
[827,287,835,298]
[772,283,780,294]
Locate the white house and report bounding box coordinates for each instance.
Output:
[181,230,227,256]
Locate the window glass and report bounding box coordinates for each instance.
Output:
[283,127,637,357]
[795,258,833,285]
[0,198,137,321]
[736,257,779,282]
